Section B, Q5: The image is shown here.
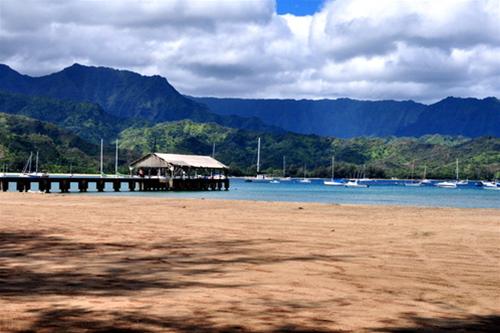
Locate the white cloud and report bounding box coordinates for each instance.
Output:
[0,0,499,102]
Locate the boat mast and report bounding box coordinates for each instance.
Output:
[24,152,33,174]
[115,139,119,175]
[411,160,415,180]
[100,139,103,175]
[423,165,427,180]
[212,142,216,158]
[283,156,286,177]
[456,158,459,180]
[35,151,39,174]
[331,156,335,180]
[256,137,261,174]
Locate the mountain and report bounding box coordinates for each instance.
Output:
[0,112,99,173]
[118,120,500,179]
[193,96,500,138]
[0,90,123,142]
[397,97,500,137]
[0,64,280,133]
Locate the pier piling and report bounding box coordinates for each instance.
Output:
[0,175,229,194]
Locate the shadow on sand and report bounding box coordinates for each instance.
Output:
[1,231,498,332]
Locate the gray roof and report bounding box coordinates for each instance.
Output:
[130,153,228,169]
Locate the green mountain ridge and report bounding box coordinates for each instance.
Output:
[1,113,498,179]
[0,64,281,133]
[0,90,125,142]
[119,120,500,179]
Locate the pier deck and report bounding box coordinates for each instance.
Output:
[0,174,229,193]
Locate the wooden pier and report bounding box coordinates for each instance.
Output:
[0,175,229,193]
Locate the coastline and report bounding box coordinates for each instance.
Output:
[1,193,499,332]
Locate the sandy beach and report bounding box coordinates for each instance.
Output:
[0,193,499,332]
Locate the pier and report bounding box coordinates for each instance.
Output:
[1,152,230,193]
[0,174,229,193]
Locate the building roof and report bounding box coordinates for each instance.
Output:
[130,153,228,169]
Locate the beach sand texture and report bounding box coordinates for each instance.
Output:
[0,193,499,332]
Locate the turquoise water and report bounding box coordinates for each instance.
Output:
[86,178,499,209]
[14,178,500,208]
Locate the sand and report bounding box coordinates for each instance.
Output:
[0,193,499,332]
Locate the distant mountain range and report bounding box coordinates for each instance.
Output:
[194,96,500,138]
[0,64,279,134]
[0,63,498,138]
[0,62,498,178]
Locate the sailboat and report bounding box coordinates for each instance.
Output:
[298,164,311,183]
[279,156,291,181]
[245,137,273,182]
[344,169,369,188]
[324,156,343,186]
[344,179,369,188]
[404,160,422,187]
[421,165,432,184]
[20,152,33,177]
[482,181,500,190]
[358,164,371,182]
[436,159,463,188]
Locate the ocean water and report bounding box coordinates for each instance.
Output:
[72,178,500,208]
[10,178,500,208]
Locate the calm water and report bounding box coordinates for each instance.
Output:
[31,178,497,209]
[13,178,500,208]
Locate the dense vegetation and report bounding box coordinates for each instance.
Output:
[0,91,124,142]
[119,120,500,179]
[1,113,498,179]
[0,113,99,173]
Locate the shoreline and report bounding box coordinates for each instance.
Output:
[1,193,499,332]
[20,191,500,210]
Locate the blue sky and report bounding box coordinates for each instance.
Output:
[276,0,325,15]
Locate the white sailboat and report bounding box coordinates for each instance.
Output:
[358,164,371,182]
[421,165,432,184]
[481,180,500,190]
[245,137,273,182]
[436,159,462,188]
[404,160,422,187]
[324,156,343,186]
[344,179,369,188]
[279,156,291,181]
[298,164,311,183]
[22,152,43,177]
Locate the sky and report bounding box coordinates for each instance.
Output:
[0,0,499,102]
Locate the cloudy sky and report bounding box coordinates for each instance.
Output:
[1,0,499,102]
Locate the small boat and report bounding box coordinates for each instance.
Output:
[404,181,423,187]
[299,164,311,183]
[245,137,274,182]
[324,180,344,186]
[404,160,422,186]
[421,166,431,184]
[324,156,344,186]
[481,181,500,190]
[246,174,274,182]
[484,186,500,191]
[344,179,369,188]
[269,180,280,184]
[435,181,457,189]
[279,156,292,181]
